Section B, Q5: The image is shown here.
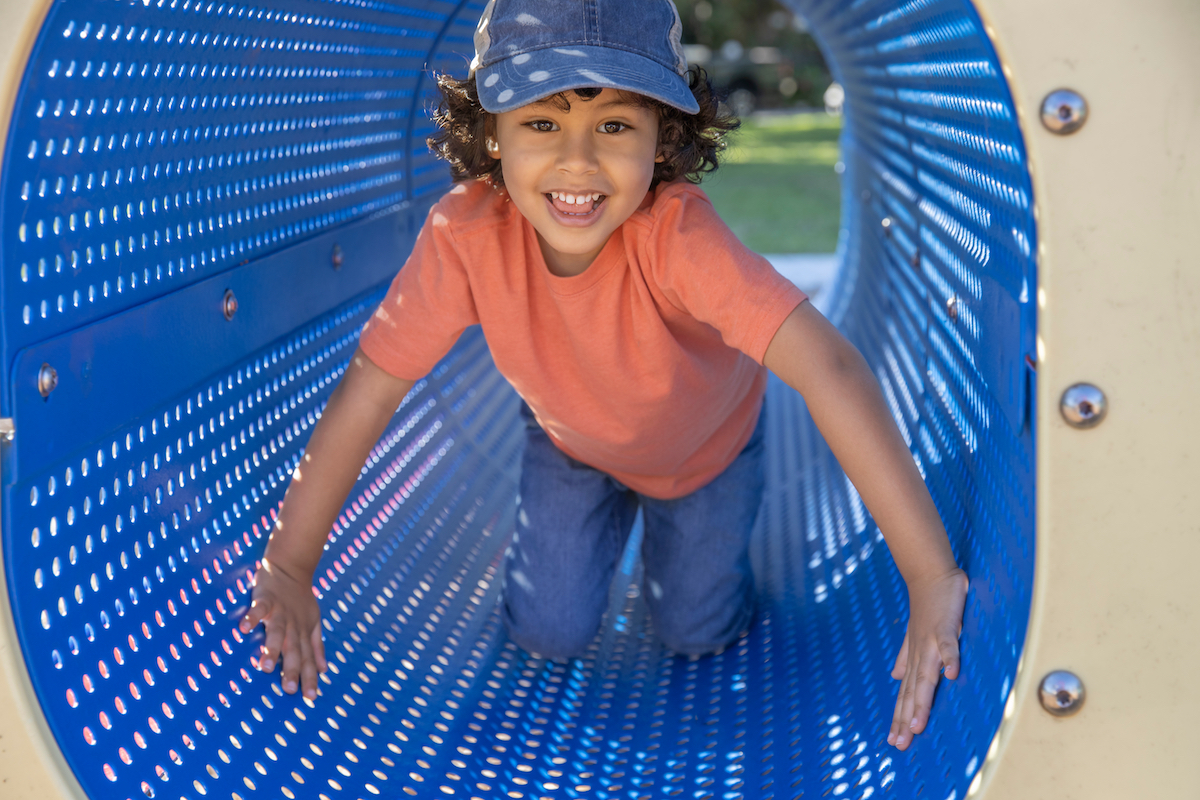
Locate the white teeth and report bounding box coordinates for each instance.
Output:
[550,192,602,205]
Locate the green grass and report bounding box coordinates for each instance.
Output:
[699,112,843,253]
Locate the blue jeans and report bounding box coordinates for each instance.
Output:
[501,403,765,659]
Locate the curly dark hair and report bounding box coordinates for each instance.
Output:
[427,66,739,189]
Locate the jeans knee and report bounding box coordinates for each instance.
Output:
[657,627,731,657]
[501,566,604,660]
[503,607,598,661]
[653,599,754,656]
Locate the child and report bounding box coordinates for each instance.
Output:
[239,0,968,752]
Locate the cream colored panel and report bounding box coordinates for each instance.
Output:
[0,3,89,799]
[973,0,1200,797]
[0,1,53,168]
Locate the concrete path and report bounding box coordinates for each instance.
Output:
[764,253,838,307]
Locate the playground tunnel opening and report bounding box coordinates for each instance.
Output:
[0,1,1036,799]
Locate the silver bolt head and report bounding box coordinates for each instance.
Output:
[946,294,959,322]
[38,363,58,398]
[1060,383,1107,428]
[1039,670,1085,716]
[1041,89,1088,135]
[222,289,238,321]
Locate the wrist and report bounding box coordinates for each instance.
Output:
[904,564,966,593]
[891,534,960,588]
[262,540,318,583]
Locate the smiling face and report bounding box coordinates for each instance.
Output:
[491,89,662,277]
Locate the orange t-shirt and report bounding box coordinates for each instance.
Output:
[359,179,806,499]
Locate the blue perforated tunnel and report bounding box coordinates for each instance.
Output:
[0,1,1035,799]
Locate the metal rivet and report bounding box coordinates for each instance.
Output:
[222,289,238,321]
[1039,670,1085,716]
[881,216,893,236]
[331,244,344,270]
[946,294,959,321]
[1060,383,1106,428]
[38,363,58,398]
[1041,89,1088,135]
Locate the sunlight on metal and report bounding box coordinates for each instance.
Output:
[1,1,1198,800]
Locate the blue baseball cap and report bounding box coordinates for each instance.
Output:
[470,0,700,115]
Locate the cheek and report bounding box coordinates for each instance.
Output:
[624,150,659,193]
[634,134,662,184]
[497,143,541,182]
[497,158,546,219]
[498,154,533,196]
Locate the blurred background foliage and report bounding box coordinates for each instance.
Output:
[704,114,842,253]
[672,0,843,253]
[674,0,832,110]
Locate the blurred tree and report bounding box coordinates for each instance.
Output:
[674,0,830,108]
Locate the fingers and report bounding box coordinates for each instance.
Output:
[239,568,325,699]
[890,633,910,680]
[888,679,903,747]
[906,652,943,737]
[888,637,953,749]
[310,625,329,675]
[299,634,320,700]
[889,656,915,749]
[281,621,303,694]
[890,660,929,750]
[239,596,273,635]
[939,633,962,681]
[888,624,912,748]
[260,611,286,674]
[887,570,970,750]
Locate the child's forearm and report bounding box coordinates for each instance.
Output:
[763,302,957,583]
[263,347,415,579]
[767,302,967,750]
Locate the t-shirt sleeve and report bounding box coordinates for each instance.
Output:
[646,185,807,364]
[358,200,481,380]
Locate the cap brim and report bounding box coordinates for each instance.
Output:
[475,45,699,114]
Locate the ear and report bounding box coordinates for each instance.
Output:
[484,117,501,160]
[654,149,665,164]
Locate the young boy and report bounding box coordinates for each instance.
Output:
[239,0,968,752]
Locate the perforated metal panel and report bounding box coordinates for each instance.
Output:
[1,1,1035,800]
[0,0,481,411]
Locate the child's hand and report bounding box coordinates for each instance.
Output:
[887,568,968,750]
[239,558,328,700]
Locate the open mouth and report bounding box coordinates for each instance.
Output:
[546,191,607,216]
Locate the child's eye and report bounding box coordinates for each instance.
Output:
[600,121,628,134]
[528,120,556,132]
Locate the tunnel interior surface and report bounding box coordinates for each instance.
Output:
[1,1,1035,799]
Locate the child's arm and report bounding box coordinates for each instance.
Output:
[238,348,415,700]
[763,300,968,751]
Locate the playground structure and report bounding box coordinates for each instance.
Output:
[0,0,1196,798]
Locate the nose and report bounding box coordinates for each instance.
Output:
[555,129,599,175]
